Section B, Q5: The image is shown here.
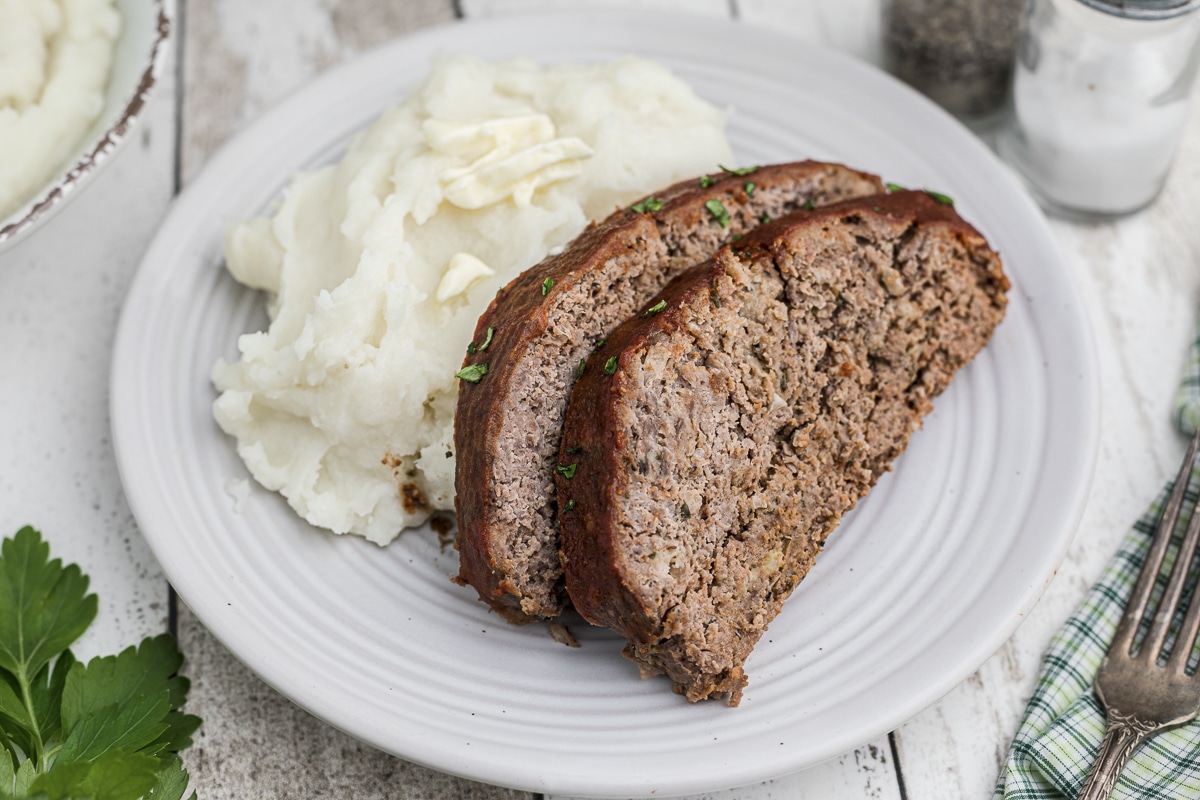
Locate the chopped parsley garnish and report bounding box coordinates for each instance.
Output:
[477,326,495,352]
[592,338,607,351]
[604,356,618,375]
[759,213,771,224]
[642,300,667,317]
[926,190,955,205]
[0,527,201,797]
[566,445,583,455]
[704,199,731,228]
[631,197,664,213]
[804,199,816,210]
[576,359,585,378]
[699,175,716,189]
[455,363,488,383]
[886,182,907,192]
[720,164,760,176]
[745,181,756,196]
[556,464,578,479]
[564,499,576,512]
[541,277,555,296]
[466,342,477,355]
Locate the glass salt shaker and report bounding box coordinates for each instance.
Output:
[997,0,1200,219]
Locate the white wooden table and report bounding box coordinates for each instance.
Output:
[3,1,1198,797]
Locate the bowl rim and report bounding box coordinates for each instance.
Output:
[0,0,172,247]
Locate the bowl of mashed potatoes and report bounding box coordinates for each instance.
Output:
[0,0,170,251]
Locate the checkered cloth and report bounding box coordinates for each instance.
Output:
[994,327,1200,799]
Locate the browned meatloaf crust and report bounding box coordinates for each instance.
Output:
[453,162,885,623]
[555,190,1009,703]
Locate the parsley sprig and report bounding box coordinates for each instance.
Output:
[0,527,200,800]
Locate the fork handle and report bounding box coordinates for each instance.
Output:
[1077,709,1161,800]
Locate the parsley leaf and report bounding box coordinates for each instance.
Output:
[699,175,716,189]
[604,356,618,375]
[477,326,495,352]
[704,199,731,228]
[631,197,664,213]
[541,278,554,296]
[886,182,906,192]
[926,190,955,205]
[641,300,666,317]
[455,363,488,383]
[0,528,200,800]
[719,164,759,176]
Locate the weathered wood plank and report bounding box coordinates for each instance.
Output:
[0,0,179,660]
[461,0,732,18]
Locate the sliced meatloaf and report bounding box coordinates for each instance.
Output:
[454,162,885,623]
[556,190,1009,703]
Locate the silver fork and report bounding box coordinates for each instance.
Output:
[1079,429,1200,800]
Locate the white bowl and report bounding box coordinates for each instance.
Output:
[0,0,171,251]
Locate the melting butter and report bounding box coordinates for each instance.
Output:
[425,112,595,210]
[437,252,496,303]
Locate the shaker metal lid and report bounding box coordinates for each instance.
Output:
[1076,0,1200,18]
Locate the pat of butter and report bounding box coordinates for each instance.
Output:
[424,114,556,160]
[426,113,595,210]
[437,252,495,303]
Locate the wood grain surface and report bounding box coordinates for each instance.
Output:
[2,0,1198,797]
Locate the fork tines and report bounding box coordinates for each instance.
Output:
[1111,429,1200,672]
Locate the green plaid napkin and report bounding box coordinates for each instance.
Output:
[994,328,1200,799]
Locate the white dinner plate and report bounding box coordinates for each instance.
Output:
[112,11,1098,798]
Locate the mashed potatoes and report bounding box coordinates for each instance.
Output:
[0,0,120,220]
[212,56,733,545]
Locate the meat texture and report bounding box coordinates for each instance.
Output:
[454,162,885,622]
[556,190,1009,703]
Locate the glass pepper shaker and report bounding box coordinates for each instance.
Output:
[881,0,1026,122]
[996,0,1200,219]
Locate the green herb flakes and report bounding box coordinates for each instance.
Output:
[592,338,607,352]
[759,213,771,225]
[604,356,618,375]
[455,363,488,383]
[556,464,578,479]
[566,445,583,455]
[631,196,664,213]
[926,190,955,206]
[804,199,816,211]
[720,164,760,176]
[541,277,555,296]
[699,175,716,189]
[704,199,731,228]
[564,499,576,512]
[744,181,756,196]
[466,342,477,355]
[886,182,907,192]
[0,527,201,799]
[642,300,667,317]
[478,326,495,352]
[576,359,585,378]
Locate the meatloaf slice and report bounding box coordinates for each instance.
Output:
[556,190,1009,704]
[454,162,885,623]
